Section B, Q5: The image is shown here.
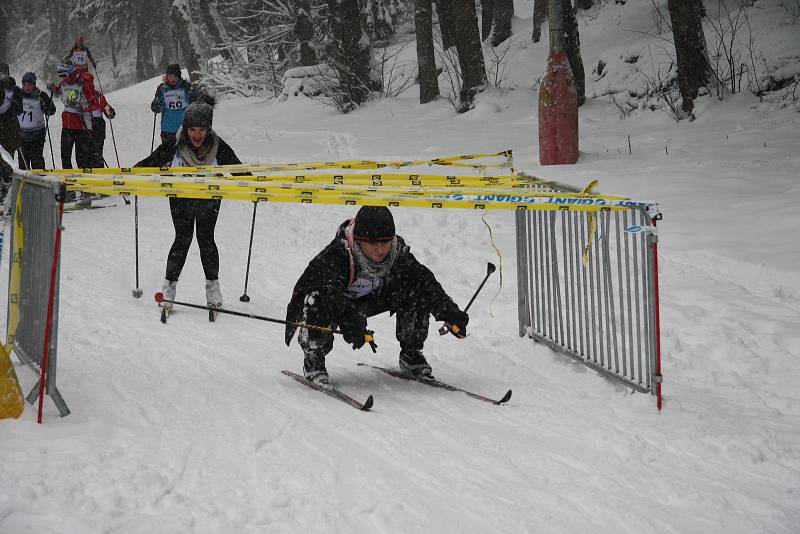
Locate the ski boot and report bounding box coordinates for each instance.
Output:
[399,349,433,378]
[160,279,177,323]
[206,279,223,322]
[303,351,330,387]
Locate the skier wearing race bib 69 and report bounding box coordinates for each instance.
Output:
[151,63,194,144]
[16,72,56,170]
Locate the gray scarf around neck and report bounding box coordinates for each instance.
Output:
[176,127,220,167]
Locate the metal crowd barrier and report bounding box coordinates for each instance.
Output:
[515,177,662,407]
[6,170,69,417]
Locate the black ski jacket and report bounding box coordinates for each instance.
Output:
[285,219,460,345]
[134,131,241,168]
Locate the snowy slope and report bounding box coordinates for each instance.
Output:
[1,2,799,533]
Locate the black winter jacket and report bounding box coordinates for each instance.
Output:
[285,219,460,345]
[134,131,242,168]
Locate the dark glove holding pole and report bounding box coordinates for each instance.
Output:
[339,312,377,352]
[438,308,469,339]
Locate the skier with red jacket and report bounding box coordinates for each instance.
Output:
[52,60,100,169]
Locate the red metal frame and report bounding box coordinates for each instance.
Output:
[37,200,64,424]
[651,218,663,410]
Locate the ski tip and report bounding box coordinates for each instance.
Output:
[495,389,512,405]
[362,395,374,411]
[154,292,164,304]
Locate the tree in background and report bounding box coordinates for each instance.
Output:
[451,0,486,112]
[415,0,439,103]
[435,0,457,50]
[532,0,547,43]
[296,0,318,66]
[667,0,712,115]
[327,0,378,110]
[488,0,514,46]
[563,0,585,105]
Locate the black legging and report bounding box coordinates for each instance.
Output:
[18,132,47,170]
[165,197,221,281]
[60,129,93,169]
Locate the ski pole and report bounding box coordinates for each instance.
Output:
[102,157,130,204]
[151,113,157,153]
[92,70,121,168]
[154,292,378,352]
[46,94,55,168]
[439,262,497,337]
[132,197,142,298]
[239,201,258,302]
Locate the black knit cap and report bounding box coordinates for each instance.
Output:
[182,101,213,129]
[166,63,181,78]
[354,206,395,242]
[0,63,9,75]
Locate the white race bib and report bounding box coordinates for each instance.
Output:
[163,88,188,111]
[72,50,89,66]
[348,275,382,298]
[18,97,45,130]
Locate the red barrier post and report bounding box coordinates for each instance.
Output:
[538,0,579,165]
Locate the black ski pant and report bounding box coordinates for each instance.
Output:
[161,131,177,144]
[165,197,221,282]
[60,129,94,169]
[299,288,431,360]
[91,117,106,167]
[18,131,47,170]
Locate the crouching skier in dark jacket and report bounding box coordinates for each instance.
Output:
[135,98,243,317]
[285,206,469,386]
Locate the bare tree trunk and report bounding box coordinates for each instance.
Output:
[327,0,375,110]
[171,0,203,81]
[435,0,457,50]
[154,0,178,71]
[482,0,495,41]
[108,29,118,68]
[532,0,547,43]
[136,1,157,81]
[0,5,9,64]
[415,0,440,103]
[47,0,70,72]
[667,0,711,114]
[490,0,514,46]
[295,0,317,66]
[452,0,486,112]
[198,0,234,61]
[575,0,593,10]
[563,0,585,105]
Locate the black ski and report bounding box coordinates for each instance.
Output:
[282,370,374,411]
[358,363,512,405]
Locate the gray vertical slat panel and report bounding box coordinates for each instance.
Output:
[615,211,628,378]
[515,209,531,337]
[550,212,564,346]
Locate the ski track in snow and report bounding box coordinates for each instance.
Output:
[2,4,800,532]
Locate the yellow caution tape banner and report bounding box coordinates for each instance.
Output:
[37,151,514,176]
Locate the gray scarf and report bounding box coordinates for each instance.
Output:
[344,218,400,295]
[176,127,220,167]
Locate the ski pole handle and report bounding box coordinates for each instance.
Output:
[439,262,496,338]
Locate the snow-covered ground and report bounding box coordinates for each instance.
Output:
[2,2,799,532]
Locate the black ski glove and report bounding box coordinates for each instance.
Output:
[441,308,469,338]
[339,312,369,350]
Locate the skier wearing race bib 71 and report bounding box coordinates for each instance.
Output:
[150,63,194,144]
[17,72,56,170]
